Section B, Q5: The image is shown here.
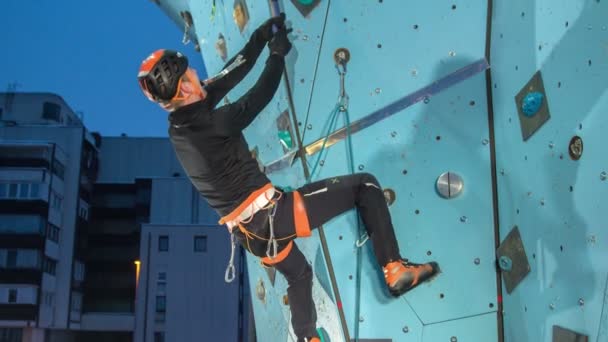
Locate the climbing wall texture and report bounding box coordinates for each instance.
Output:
[490,0,608,341]
[152,0,607,341]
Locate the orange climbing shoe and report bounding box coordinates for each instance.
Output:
[301,327,329,342]
[383,259,440,297]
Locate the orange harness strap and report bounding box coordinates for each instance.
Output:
[219,183,274,225]
[293,191,312,237]
[261,240,294,266]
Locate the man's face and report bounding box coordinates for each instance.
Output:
[158,68,206,112]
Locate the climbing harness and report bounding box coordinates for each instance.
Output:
[223,186,286,283]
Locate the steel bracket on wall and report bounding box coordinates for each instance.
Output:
[496,226,531,294]
[515,70,551,141]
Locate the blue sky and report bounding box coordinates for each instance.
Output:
[0,0,207,137]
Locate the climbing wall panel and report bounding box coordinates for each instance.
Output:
[301,2,499,340]
[490,0,608,341]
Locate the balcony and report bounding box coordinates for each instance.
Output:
[0,304,37,321]
[0,269,42,284]
[0,144,52,169]
[80,312,134,332]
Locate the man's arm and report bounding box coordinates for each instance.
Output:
[212,54,285,135]
[212,28,292,136]
[206,14,286,99]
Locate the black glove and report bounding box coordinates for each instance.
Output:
[268,27,292,57]
[258,13,286,42]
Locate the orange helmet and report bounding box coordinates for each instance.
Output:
[137,49,189,102]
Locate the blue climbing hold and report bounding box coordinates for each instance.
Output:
[522,92,544,117]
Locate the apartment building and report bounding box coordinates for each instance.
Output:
[0,92,253,342]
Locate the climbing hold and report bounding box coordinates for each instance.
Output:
[278,130,293,150]
[601,171,607,181]
[402,326,409,333]
[233,0,249,32]
[383,189,396,206]
[215,33,228,61]
[521,92,544,117]
[474,258,481,265]
[256,279,266,303]
[516,71,551,141]
[568,136,583,160]
[290,0,320,16]
[499,256,513,271]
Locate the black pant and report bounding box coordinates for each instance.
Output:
[234,173,401,340]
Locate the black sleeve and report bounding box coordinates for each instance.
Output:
[205,29,268,100]
[212,54,285,136]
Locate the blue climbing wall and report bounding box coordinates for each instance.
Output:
[490,0,608,341]
[151,0,608,341]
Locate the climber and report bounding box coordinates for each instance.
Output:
[137,13,439,342]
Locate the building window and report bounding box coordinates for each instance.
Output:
[155,296,166,321]
[8,184,18,198]
[0,328,22,342]
[158,272,166,281]
[46,224,60,242]
[18,184,29,199]
[42,102,61,122]
[194,235,207,252]
[51,192,63,211]
[0,108,3,120]
[0,184,6,198]
[30,184,40,198]
[71,292,82,312]
[6,250,17,268]
[8,289,17,303]
[42,291,55,306]
[52,160,65,180]
[43,257,57,275]
[154,332,165,342]
[158,236,168,252]
[157,282,166,293]
[73,261,85,282]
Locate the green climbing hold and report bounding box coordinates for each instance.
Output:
[278,130,293,149]
[298,0,315,5]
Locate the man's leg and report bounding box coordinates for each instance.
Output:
[294,172,439,296]
[270,242,318,341]
[297,173,400,265]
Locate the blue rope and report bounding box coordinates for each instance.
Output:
[343,108,363,342]
[307,105,341,182]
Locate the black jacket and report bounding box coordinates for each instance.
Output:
[168,29,284,217]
